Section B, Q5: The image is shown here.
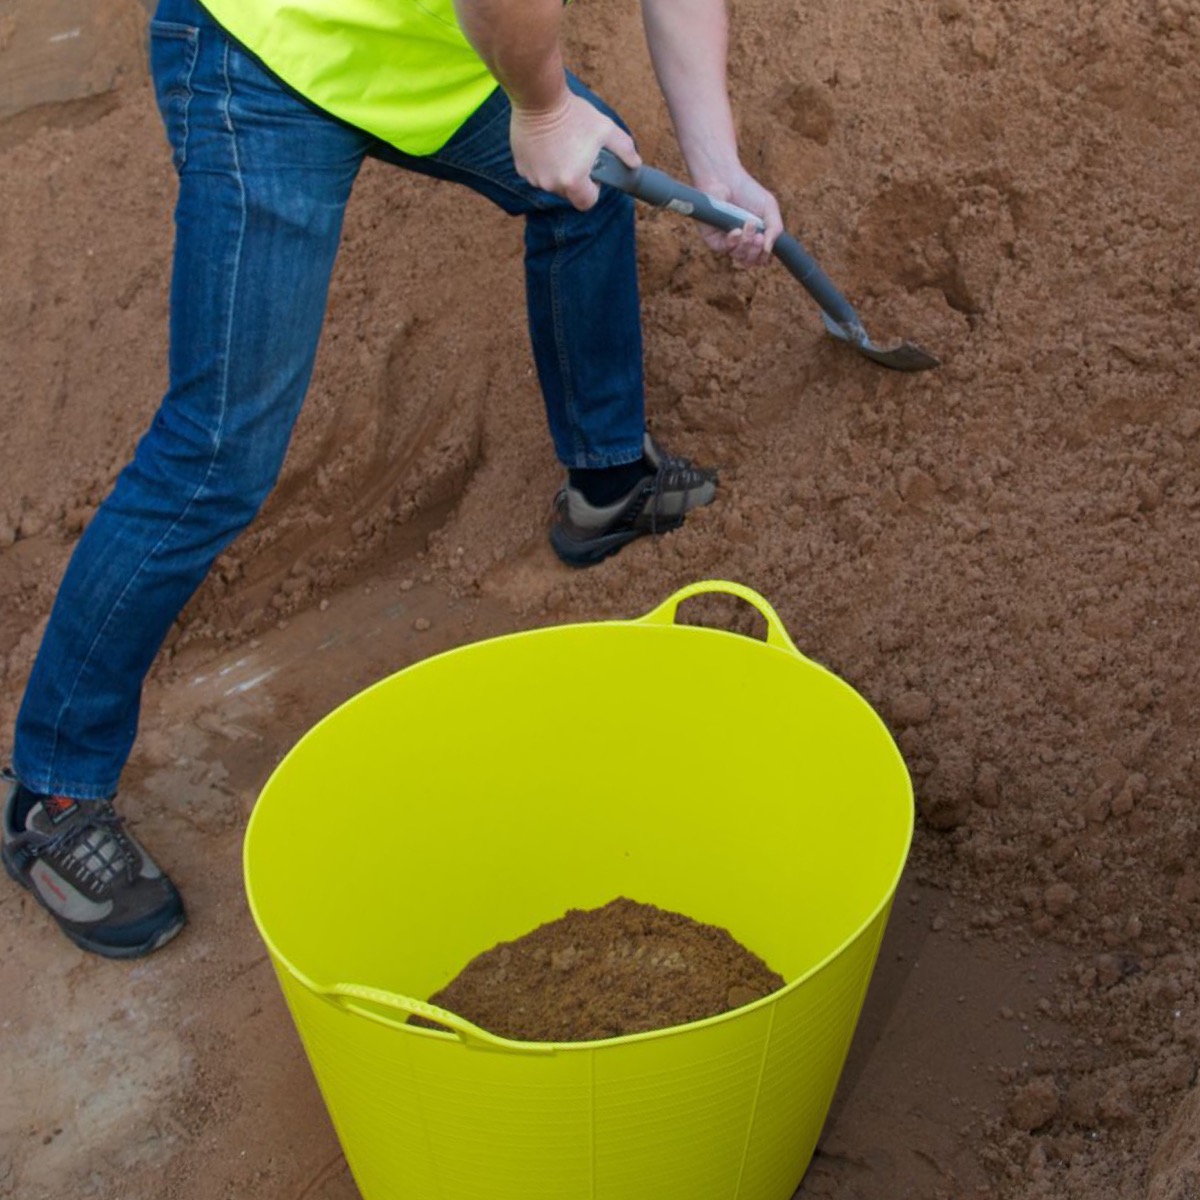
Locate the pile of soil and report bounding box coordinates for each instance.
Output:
[4,0,1200,1197]
[424,898,786,1042]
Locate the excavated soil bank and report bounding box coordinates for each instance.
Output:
[3,1,1200,1198]
[423,897,787,1042]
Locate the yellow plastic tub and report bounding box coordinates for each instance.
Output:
[244,580,913,1200]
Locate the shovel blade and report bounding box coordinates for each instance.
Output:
[822,314,941,372]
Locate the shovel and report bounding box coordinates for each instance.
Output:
[591,149,939,372]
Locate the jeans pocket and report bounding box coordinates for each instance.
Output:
[149,20,199,172]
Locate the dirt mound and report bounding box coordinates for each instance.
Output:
[2,0,1200,1197]
[423,897,786,1042]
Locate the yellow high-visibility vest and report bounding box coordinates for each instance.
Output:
[200,0,499,155]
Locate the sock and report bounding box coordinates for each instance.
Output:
[12,785,41,827]
[569,457,652,507]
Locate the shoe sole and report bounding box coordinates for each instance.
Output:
[3,848,187,959]
[550,515,684,568]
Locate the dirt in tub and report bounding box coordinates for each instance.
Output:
[419,897,786,1042]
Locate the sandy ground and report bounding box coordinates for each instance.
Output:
[3,0,1200,1197]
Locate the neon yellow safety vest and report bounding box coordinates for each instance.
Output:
[201,0,500,156]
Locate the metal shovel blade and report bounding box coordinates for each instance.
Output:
[820,314,941,372]
[591,149,940,372]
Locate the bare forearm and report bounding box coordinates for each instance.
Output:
[641,0,739,182]
[452,0,569,114]
[642,0,781,263]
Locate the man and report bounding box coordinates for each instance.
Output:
[2,0,782,957]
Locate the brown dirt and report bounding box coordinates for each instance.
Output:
[422,897,787,1042]
[2,0,1200,1198]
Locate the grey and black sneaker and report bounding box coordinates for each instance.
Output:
[2,772,186,959]
[550,434,718,567]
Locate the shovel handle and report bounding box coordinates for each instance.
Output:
[591,149,863,333]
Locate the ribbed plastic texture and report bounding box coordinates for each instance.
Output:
[244,581,913,1200]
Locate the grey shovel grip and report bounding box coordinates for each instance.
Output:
[591,149,862,333]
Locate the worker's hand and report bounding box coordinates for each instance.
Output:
[510,91,641,211]
[690,166,783,269]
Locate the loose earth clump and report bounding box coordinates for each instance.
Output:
[423,897,786,1042]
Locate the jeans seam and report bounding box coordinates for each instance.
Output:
[152,22,198,170]
[548,210,585,462]
[149,20,200,37]
[216,40,242,462]
[178,28,198,168]
[41,38,246,793]
[12,772,113,802]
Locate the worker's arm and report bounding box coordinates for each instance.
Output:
[642,0,782,266]
[452,0,640,210]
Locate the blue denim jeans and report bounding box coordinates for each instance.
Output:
[12,0,645,799]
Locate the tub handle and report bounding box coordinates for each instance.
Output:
[322,982,556,1055]
[638,580,804,657]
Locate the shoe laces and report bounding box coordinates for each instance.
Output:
[647,446,705,534]
[35,802,139,889]
[651,445,707,490]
